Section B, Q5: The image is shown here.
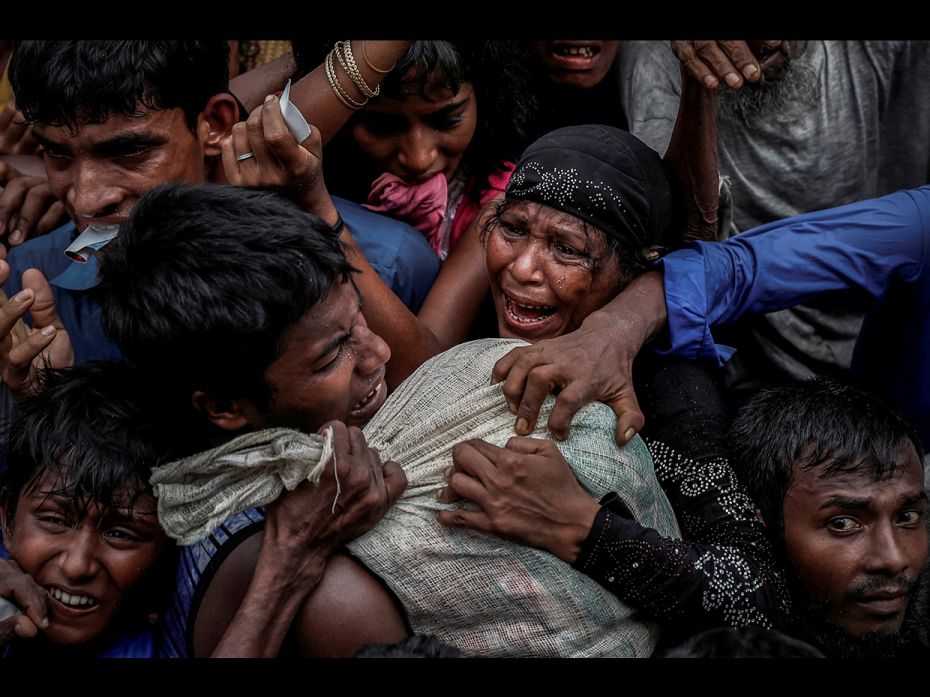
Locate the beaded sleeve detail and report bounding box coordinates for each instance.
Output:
[573,438,791,632]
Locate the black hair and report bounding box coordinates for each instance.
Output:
[0,361,164,527]
[728,378,925,534]
[9,41,230,131]
[94,182,354,454]
[290,40,538,201]
[661,625,825,658]
[0,361,179,644]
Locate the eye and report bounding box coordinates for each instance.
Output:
[497,219,527,239]
[36,513,69,528]
[37,144,70,160]
[428,111,465,131]
[554,242,584,259]
[103,527,143,544]
[827,516,862,533]
[898,509,925,527]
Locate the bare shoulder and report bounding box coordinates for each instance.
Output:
[295,551,409,657]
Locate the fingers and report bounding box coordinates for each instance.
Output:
[611,390,645,446]
[451,439,498,486]
[504,435,550,455]
[718,40,761,82]
[8,182,63,245]
[491,344,523,391]
[0,174,32,239]
[0,285,35,352]
[0,560,49,631]
[381,459,407,504]
[545,383,589,441]
[21,269,63,330]
[672,40,759,90]
[219,128,243,186]
[259,95,319,178]
[436,507,493,533]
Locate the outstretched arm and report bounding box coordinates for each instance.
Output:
[200,422,407,657]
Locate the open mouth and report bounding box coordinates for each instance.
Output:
[48,587,100,611]
[503,294,557,328]
[350,377,387,420]
[548,43,602,68]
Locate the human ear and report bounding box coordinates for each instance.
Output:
[197,93,240,158]
[191,390,252,432]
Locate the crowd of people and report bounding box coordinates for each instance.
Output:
[0,38,928,659]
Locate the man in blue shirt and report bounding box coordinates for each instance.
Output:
[493,186,930,450]
[0,40,438,403]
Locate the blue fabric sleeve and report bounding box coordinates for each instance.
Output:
[654,186,930,365]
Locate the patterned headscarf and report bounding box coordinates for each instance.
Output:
[505,124,680,251]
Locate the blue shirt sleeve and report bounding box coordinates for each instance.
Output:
[654,186,930,365]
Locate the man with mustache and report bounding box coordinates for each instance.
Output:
[728,379,929,657]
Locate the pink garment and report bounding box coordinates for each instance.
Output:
[449,162,515,252]
[362,162,516,259]
[363,172,449,257]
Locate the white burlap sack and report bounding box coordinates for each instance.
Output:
[152,338,680,657]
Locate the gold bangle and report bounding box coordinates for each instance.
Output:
[325,49,367,110]
[339,40,380,98]
[360,40,397,74]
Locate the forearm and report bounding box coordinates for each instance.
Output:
[582,270,668,353]
[210,540,329,658]
[416,201,496,350]
[229,53,297,112]
[288,41,413,146]
[340,224,444,387]
[663,65,718,243]
[575,495,786,630]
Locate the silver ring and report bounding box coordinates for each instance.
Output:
[235,152,255,162]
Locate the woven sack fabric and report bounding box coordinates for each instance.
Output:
[152,338,680,656]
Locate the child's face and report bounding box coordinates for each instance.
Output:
[350,70,477,186]
[1,469,166,646]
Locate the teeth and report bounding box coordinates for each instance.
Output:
[505,296,555,324]
[353,381,382,412]
[556,46,594,58]
[50,588,97,608]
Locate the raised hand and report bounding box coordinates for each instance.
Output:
[0,261,74,400]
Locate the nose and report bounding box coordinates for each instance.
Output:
[57,529,100,582]
[67,159,124,221]
[394,125,439,181]
[508,239,546,286]
[866,523,912,577]
[355,325,391,377]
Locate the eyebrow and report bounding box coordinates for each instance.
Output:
[819,490,928,511]
[33,129,166,155]
[819,496,871,511]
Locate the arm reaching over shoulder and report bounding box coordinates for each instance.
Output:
[493,270,667,445]
[441,357,790,634]
[204,422,407,657]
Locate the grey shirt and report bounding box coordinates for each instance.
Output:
[618,40,930,382]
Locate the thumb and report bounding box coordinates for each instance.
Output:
[611,390,645,446]
[21,269,63,330]
[381,459,408,505]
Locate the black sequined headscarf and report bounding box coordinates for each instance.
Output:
[504,124,682,253]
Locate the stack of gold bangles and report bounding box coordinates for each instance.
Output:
[325,40,394,110]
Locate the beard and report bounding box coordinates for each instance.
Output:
[716,44,820,125]
[783,569,929,658]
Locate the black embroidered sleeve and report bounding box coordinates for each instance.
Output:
[572,356,791,635]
